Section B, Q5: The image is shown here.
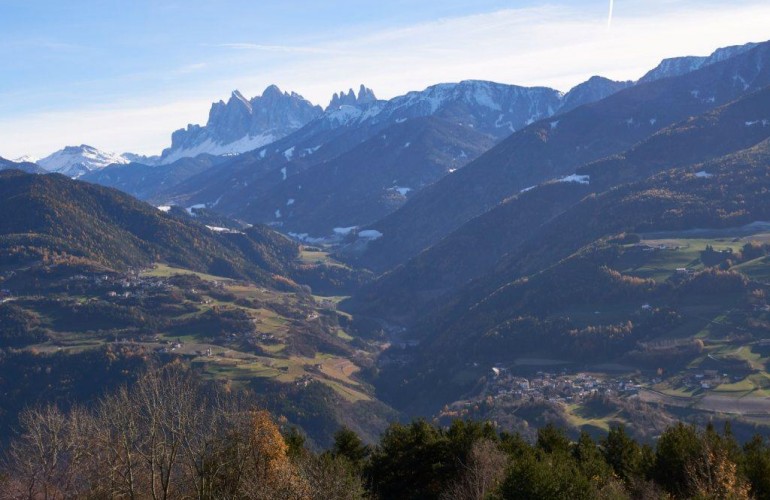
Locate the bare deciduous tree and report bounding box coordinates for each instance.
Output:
[440,439,509,500]
[0,364,313,500]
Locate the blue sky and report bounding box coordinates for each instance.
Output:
[1,0,768,158]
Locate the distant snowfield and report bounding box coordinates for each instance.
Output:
[160,132,275,165]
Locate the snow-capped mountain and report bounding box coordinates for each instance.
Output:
[639,42,759,83]
[37,145,130,178]
[319,80,564,138]
[159,85,323,165]
[12,155,36,163]
[126,77,635,233]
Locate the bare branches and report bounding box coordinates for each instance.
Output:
[0,364,311,499]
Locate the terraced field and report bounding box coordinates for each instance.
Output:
[16,263,371,404]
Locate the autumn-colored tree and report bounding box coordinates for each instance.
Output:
[686,439,750,500]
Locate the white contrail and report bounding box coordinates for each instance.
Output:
[607,0,615,28]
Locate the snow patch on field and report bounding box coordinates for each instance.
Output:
[280,167,287,180]
[288,232,328,244]
[695,171,713,178]
[157,205,172,212]
[303,145,321,156]
[359,229,383,240]
[283,147,295,160]
[557,174,590,184]
[186,203,206,215]
[205,225,244,234]
[334,226,357,235]
[389,186,412,196]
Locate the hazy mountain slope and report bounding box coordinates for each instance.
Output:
[351,42,770,272]
[348,85,770,324]
[558,76,634,113]
[0,157,47,174]
[639,42,759,83]
[234,117,495,234]
[82,154,227,200]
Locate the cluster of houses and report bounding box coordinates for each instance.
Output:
[631,243,679,252]
[482,367,649,405]
[156,340,185,354]
[64,272,174,299]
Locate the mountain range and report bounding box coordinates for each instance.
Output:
[81,76,636,242]
[347,41,770,272]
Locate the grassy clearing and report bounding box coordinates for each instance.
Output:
[299,249,350,269]
[564,403,626,433]
[735,257,770,284]
[319,379,371,402]
[141,263,234,282]
[621,238,736,282]
[336,329,354,341]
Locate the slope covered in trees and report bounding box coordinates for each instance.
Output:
[351,42,770,272]
[0,170,299,289]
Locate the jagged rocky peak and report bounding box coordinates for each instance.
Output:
[327,84,377,110]
[357,84,377,104]
[160,85,323,164]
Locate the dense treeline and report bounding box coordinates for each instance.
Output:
[3,365,770,499]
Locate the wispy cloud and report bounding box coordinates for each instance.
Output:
[209,43,338,55]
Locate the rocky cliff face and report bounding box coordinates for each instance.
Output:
[159,85,323,164]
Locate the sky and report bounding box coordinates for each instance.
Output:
[0,0,768,159]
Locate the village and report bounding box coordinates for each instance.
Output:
[479,366,651,406]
